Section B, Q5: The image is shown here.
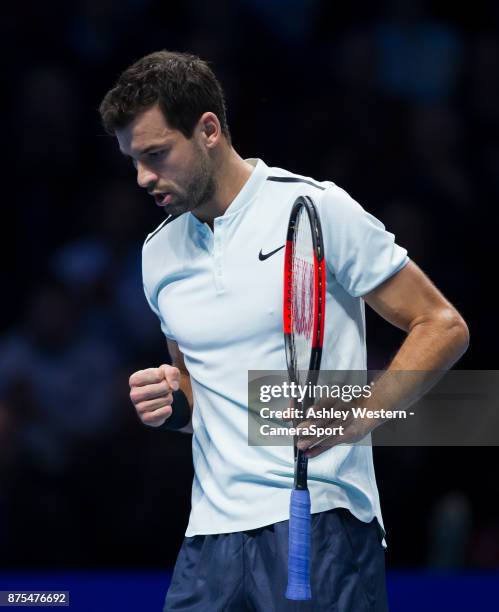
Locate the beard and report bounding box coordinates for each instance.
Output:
[166,144,216,217]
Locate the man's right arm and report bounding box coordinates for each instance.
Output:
[129,339,193,433]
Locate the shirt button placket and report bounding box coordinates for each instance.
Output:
[213,219,225,294]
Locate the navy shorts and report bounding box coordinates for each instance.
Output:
[164,508,389,611]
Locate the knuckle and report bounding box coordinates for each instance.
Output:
[147,367,160,382]
[159,380,170,394]
[135,402,148,416]
[142,409,159,423]
[129,370,141,387]
[141,411,153,423]
[162,364,179,377]
[136,367,153,382]
[129,389,142,404]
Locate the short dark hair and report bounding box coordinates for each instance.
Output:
[99,50,231,142]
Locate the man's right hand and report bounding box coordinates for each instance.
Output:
[129,365,181,427]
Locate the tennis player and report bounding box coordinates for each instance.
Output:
[99,51,469,611]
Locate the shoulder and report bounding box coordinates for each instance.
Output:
[141,213,187,292]
[264,164,330,193]
[317,183,366,220]
[262,163,362,221]
[143,213,184,249]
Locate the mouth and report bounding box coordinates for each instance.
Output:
[153,192,173,207]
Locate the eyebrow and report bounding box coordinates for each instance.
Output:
[120,143,169,158]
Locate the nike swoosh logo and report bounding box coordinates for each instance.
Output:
[259,245,285,261]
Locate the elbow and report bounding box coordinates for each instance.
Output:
[439,308,470,357]
[458,318,470,353]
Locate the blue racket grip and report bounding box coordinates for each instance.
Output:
[285,488,312,600]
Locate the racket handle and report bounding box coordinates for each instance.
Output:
[285,488,312,600]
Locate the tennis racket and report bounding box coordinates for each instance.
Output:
[283,195,326,601]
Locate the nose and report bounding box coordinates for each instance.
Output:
[136,161,158,189]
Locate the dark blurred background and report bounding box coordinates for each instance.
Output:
[1,0,498,582]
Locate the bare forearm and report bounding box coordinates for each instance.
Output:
[368,310,469,418]
[389,309,470,372]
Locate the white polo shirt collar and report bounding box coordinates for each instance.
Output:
[190,158,268,234]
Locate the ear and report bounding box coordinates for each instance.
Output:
[197,112,221,149]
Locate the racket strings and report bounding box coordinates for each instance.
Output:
[293,258,314,336]
[291,209,316,384]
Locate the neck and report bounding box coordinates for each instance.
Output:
[192,147,254,228]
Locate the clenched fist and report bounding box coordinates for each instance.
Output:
[129,365,181,427]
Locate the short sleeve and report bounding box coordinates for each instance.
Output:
[319,185,409,297]
[142,284,176,341]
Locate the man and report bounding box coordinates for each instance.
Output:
[99,51,469,611]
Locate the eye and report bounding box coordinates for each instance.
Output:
[148,149,167,159]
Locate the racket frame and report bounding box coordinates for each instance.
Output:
[283,195,326,488]
[283,195,326,601]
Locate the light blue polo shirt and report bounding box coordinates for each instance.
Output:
[142,158,409,538]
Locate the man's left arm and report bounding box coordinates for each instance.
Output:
[298,259,470,457]
[363,259,469,370]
